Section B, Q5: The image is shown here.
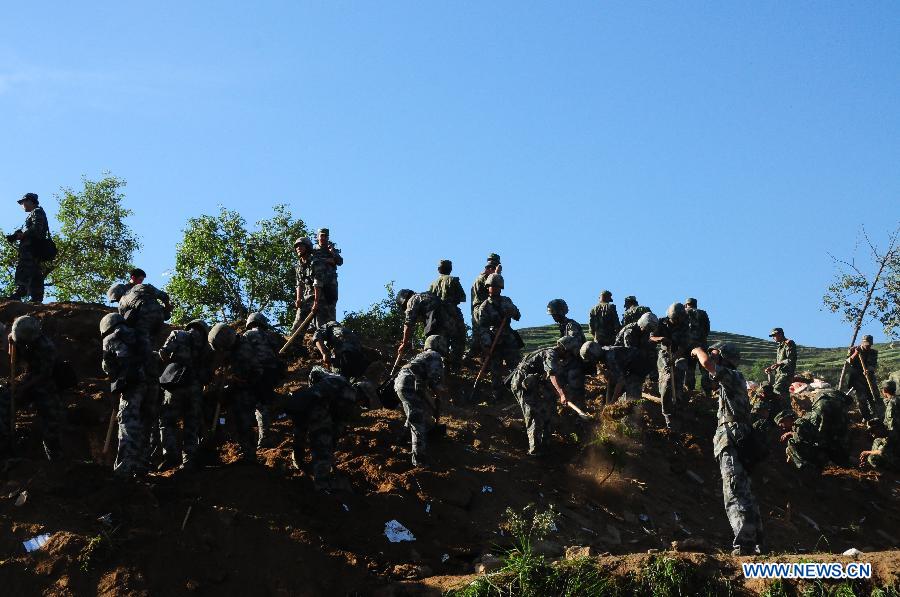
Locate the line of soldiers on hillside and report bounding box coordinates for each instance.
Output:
[2,228,898,555]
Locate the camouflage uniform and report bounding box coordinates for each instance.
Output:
[557,318,587,402]
[221,336,267,461]
[102,323,147,475]
[614,323,656,400]
[281,370,358,486]
[510,347,567,455]
[772,339,797,398]
[394,349,445,464]
[621,304,651,327]
[313,322,368,377]
[118,283,169,468]
[785,389,850,472]
[711,364,763,554]
[654,316,691,424]
[11,205,49,303]
[158,329,213,467]
[242,327,285,448]
[847,347,882,422]
[867,394,898,470]
[469,272,491,354]
[17,335,63,461]
[428,274,467,368]
[473,295,523,400]
[293,254,331,331]
[588,301,620,346]
[312,240,342,325]
[685,306,712,395]
[750,385,791,436]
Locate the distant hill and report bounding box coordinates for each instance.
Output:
[517,324,900,384]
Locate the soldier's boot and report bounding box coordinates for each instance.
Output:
[411,450,430,468]
[256,406,274,449]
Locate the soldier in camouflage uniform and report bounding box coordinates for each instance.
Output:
[428,260,467,370]
[112,281,172,470]
[846,335,883,424]
[8,316,63,461]
[684,298,712,397]
[158,319,213,470]
[609,311,659,401]
[691,342,764,556]
[750,384,792,437]
[100,313,147,477]
[860,380,899,470]
[547,299,587,404]
[312,228,342,325]
[473,274,523,401]
[0,324,12,456]
[765,328,796,401]
[207,323,270,463]
[243,313,285,449]
[279,366,359,489]
[650,303,691,429]
[468,253,501,357]
[6,193,50,303]
[292,237,332,331]
[393,335,449,467]
[395,288,452,357]
[509,336,582,456]
[313,321,377,407]
[588,290,620,346]
[621,296,651,327]
[780,388,850,473]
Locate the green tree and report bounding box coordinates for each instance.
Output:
[166,204,307,327]
[342,281,405,344]
[0,174,140,302]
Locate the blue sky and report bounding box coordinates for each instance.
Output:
[1,3,898,346]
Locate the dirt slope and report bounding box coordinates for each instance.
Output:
[0,301,898,595]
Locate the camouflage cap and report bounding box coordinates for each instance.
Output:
[17,192,38,204]
[486,253,501,265]
[882,380,897,394]
[316,228,329,235]
[769,327,784,337]
[861,334,874,345]
[294,237,313,249]
[485,273,504,289]
[773,409,797,426]
[685,297,697,307]
[623,295,638,306]
[438,259,452,270]
[599,290,612,300]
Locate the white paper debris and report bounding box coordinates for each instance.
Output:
[23,534,52,553]
[218,417,226,425]
[14,491,28,507]
[425,503,431,513]
[842,548,862,556]
[342,504,350,512]
[441,553,450,563]
[384,520,415,543]
[481,486,493,493]
[97,513,113,526]
[549,521,558,532]
[639,514,650,523]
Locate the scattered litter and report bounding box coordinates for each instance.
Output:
[673,512,681,522]
[97,513,113,526]
[342,504,350,512]
[218,417,225,425]
[14,491,28,507]
[549,521,558,532]
[441,553,450,563]
[539,492,544,498]
[686,470,704,485]
[799,513,820,532]
[639,514,650,523]
[843,548,863,556]
[276,413,287,420]
[23,534,52,553]
[181,505,193,531]
[425,503,431,514]
[481,486,493,494]
[384,520,416,543]
[809,380,831,389]
[581,526,597,535]
[680,526,692,536]
[746,381,759,390]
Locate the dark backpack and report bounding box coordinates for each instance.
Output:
[34,235,57,261]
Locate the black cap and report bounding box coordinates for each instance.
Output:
[861,335,874,345]
[769,327,784,337]
[486,253,500,265]
[17,192,38,205]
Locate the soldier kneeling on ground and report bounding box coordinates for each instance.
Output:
[278,366,360,491]
[778,388,851,477]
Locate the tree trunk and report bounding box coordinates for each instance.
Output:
[837,257,890,389]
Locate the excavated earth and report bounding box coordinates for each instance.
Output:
[0,301,898,595]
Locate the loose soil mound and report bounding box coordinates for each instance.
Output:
[0,301,898,595]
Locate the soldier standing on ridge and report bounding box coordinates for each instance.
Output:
[428,260,467,370]
[312,228,342,325]
[473,274,523,401]
[685,297,712,397]
[765,328,797,402]
[6,193,50,303]
[621,295,650,327]
[846,335,882,425]
[588,290,620,346]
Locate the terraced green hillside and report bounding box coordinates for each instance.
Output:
[518,324,900,384]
